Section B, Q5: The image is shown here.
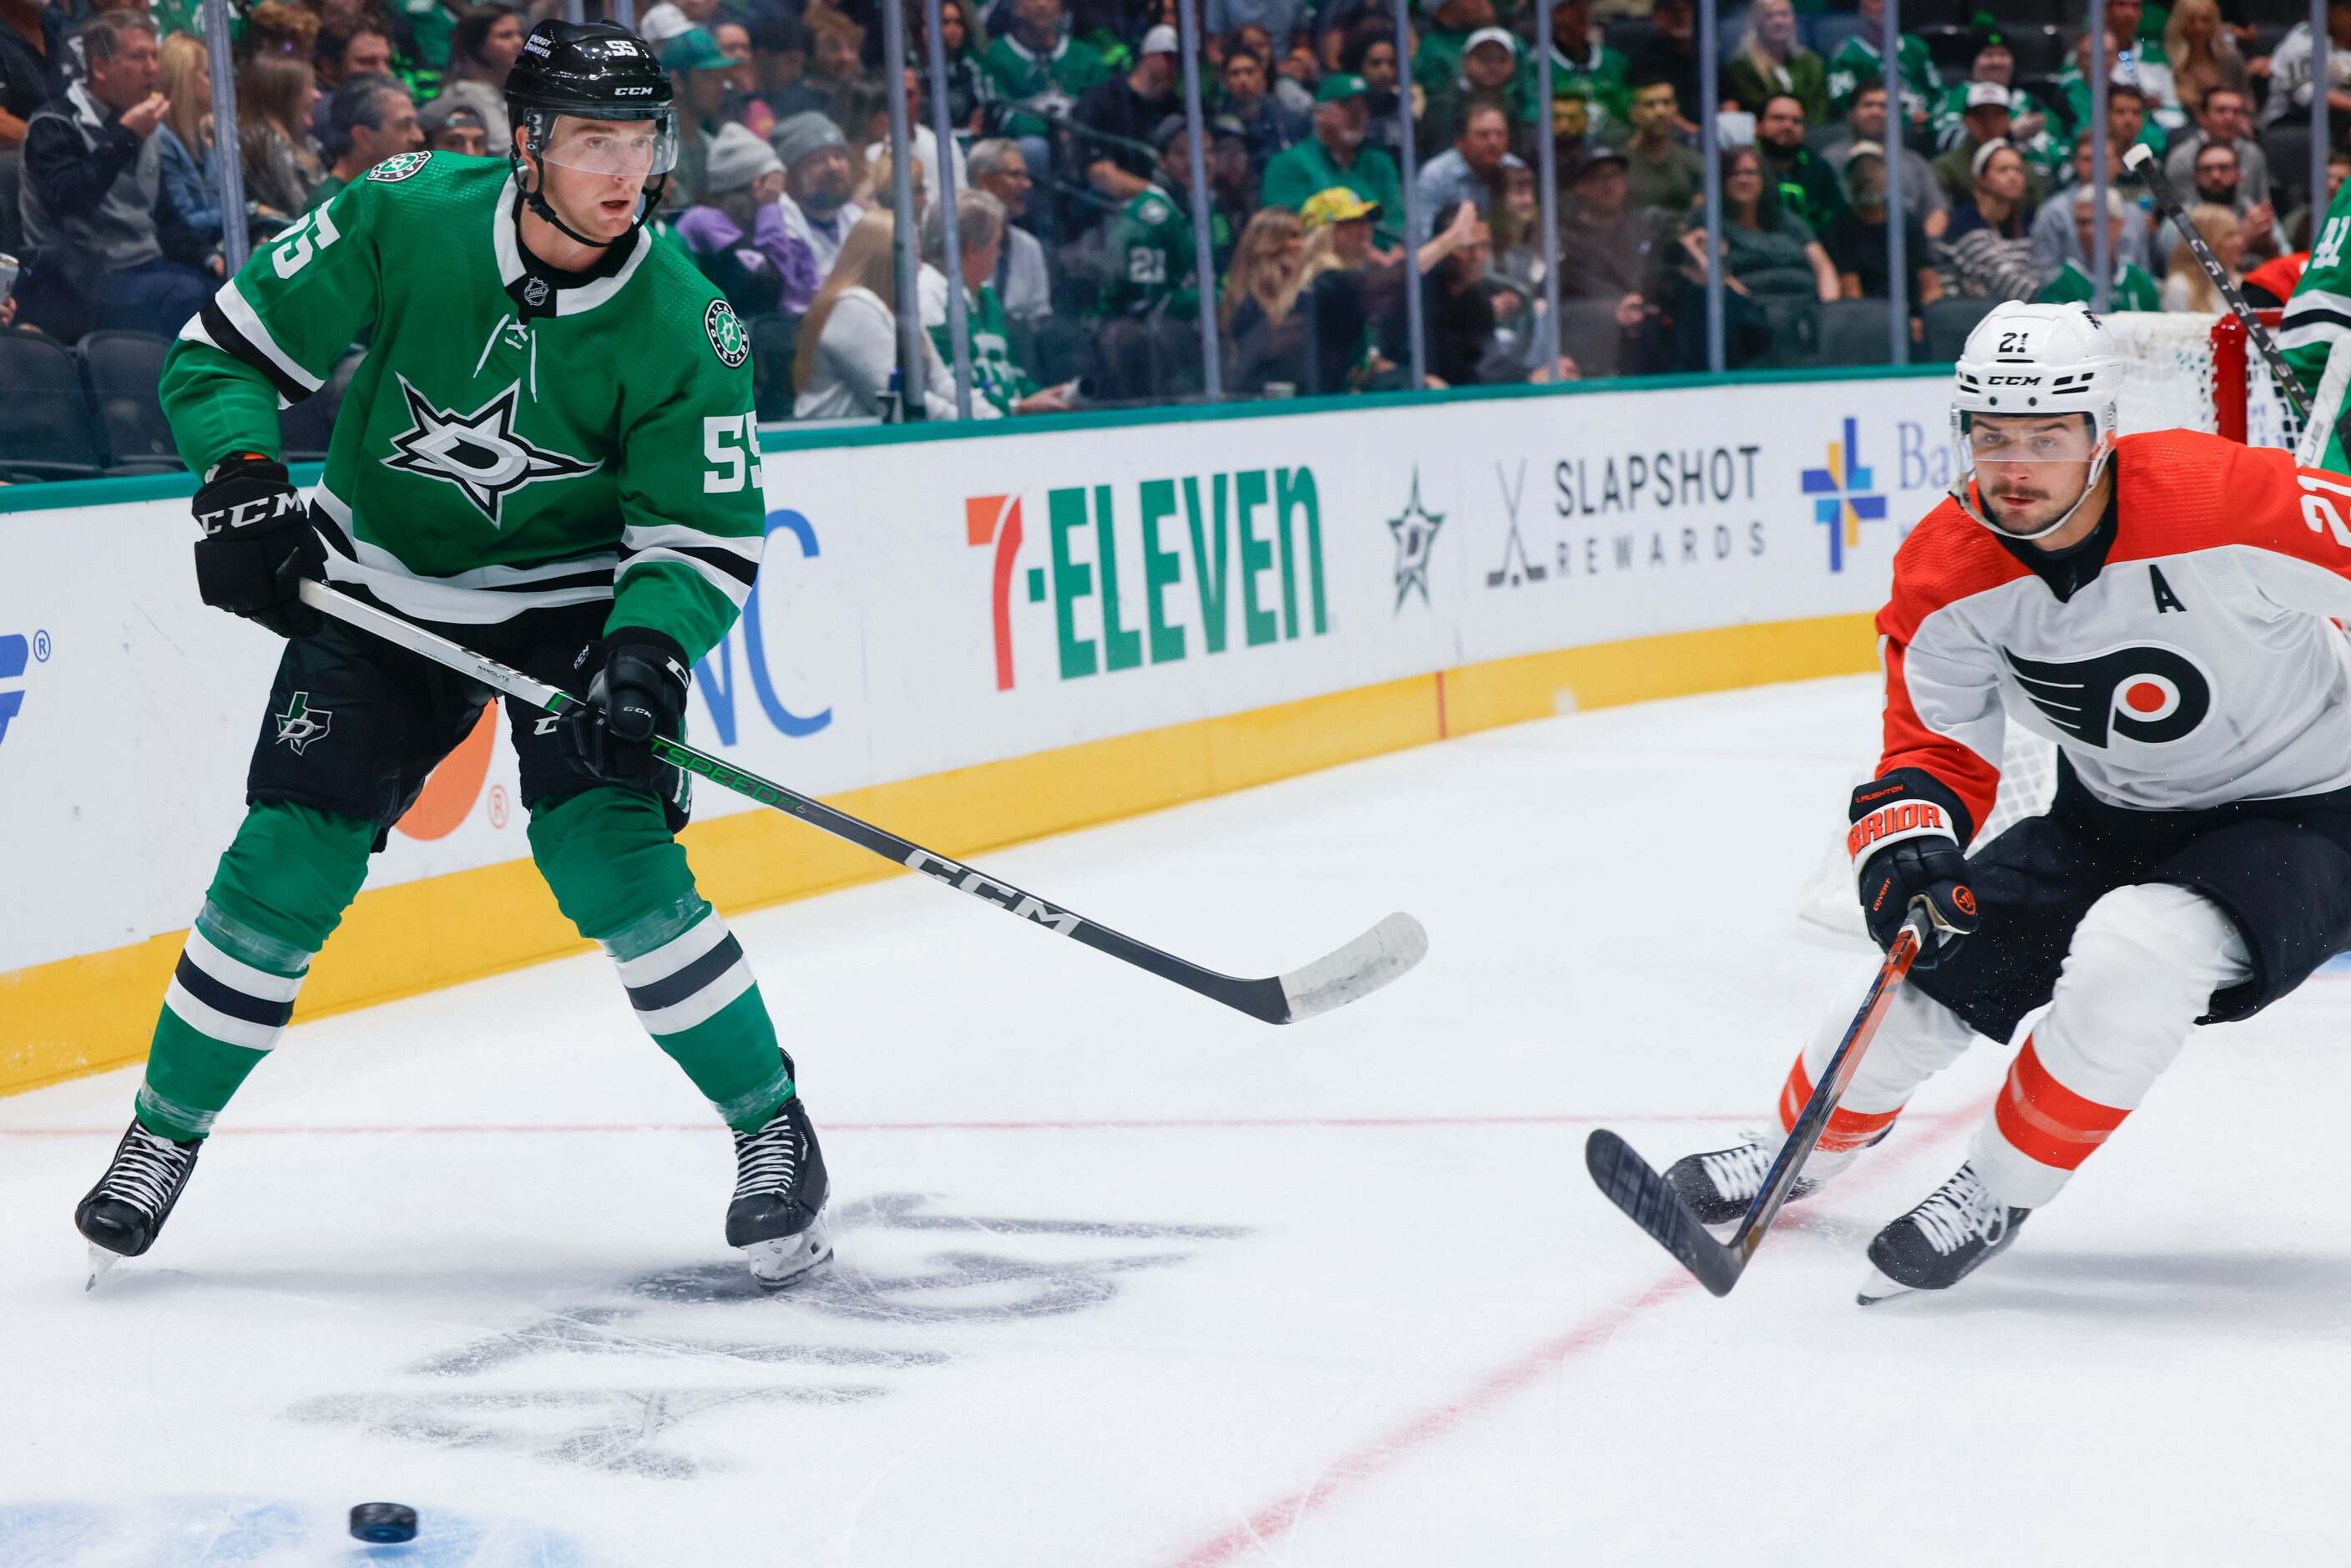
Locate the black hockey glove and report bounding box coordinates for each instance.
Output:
[1849,771,1979,969]
[191,454,324,638]
[559,629,692,804]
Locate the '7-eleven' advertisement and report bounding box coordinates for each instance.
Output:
[0,375,1947,977]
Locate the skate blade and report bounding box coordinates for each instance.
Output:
[1854,1262,1915,1305]
[742,1217,834,1291]
[86,1244,124,1292]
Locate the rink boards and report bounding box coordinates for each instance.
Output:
[0,368,1951,1093]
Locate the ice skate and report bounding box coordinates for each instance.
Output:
[1663,1129,1873,1227]
[727,1094,832,1288]
[1857,1161,2030,1303]
[75,1120,204,1287]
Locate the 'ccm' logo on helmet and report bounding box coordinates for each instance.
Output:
[2002,645,2212,746]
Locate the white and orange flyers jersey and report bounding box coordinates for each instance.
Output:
[1878,429,2351,838]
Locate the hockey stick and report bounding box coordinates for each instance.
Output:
[1584,906,1931,1297]
[296,580,1428,1024]
[2124,143,2312,423]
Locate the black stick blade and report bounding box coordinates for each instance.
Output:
[1585,1129,1746,1297]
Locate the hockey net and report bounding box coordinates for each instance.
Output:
[1795,311,2291,943]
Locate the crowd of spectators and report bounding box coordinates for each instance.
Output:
[0,0,2342,436]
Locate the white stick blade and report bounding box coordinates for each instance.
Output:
[1278,913,1428,1022]
[2122,142,2152,172]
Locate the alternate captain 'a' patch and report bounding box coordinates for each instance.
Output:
[381,376,599,528]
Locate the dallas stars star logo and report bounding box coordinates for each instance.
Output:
[1387,468,1445,611]
[381,376,599,527]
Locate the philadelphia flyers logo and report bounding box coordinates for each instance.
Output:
[2002,644,2211,747]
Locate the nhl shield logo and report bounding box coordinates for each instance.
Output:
[705,300,750,368]
[367,150,431,183]
[523,276,551,307]
[274,692,332,755]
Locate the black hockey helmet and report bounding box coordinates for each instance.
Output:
[506,20,679,247]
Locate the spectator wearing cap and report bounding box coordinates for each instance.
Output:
[2037,185,2161,310]
[0,0,68,151]
[678,122,808,317]
[1421,26,1521,154]
[1941,139,2040,301]
[1545,0,1628,142]
[1413,99,1521,245]
[1337,20,1405,163]
[1218,38,1307,179]
[1073,23,1181,220]
[918,188,1071,417]
[1556,146,1653,312]
[1822,141,1941,311]
[1287,185,1382,392]
[419,96,489,156]
[978,0,1110,143]
[968,137,1053,323]
[1099,116,1241,320]
[1933,80,2043,213]
[19,11,220,338]
[663,27,747,210]
[1620,70,1700,221]
[773,110,865,309]
[1752,93,1841,235]
[1409,0,1499,99]
[1262,73,1403,254]
[1820,82,1945,234]
[636,0,719,48]
[1723,0,1826,125]
[307,73,420,212]
[1929,34,2013,151]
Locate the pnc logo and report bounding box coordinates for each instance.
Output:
[1801,417,1887,573]
[0,630,45,746]
[966,469,1330,690]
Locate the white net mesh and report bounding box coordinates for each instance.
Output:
[2104,310,2301,448]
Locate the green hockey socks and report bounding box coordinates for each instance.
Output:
[530,791,796,1133]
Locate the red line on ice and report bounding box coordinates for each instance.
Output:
[1149,1100,1993,1567]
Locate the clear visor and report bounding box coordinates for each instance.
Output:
[536,112,680,179]
[1952,411,2100,468]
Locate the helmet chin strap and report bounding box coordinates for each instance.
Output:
[1950,439,2113,544]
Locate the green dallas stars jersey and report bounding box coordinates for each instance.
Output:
[2283,181,2351,468]
[1825,32,1940,122]
[1099,185,1233,320]
[159,151,764,664]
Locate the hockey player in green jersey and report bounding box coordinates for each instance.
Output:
[74,21,832,1292]
[2281,179,2351,469]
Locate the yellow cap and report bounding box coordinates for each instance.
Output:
[1301,186,1381,229]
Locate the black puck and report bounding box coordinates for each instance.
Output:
[350,1502,419,1543]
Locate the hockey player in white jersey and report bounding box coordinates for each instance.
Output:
[1667,301,2351,1300]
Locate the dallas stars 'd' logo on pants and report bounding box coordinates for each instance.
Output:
[275,691,331,754]
[382,376,599,527]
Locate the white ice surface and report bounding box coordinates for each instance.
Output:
[5,675,2349,1565]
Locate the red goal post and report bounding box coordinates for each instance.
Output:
[2106,309,2301,450]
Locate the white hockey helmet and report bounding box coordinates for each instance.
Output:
[1949,301,2122,539]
